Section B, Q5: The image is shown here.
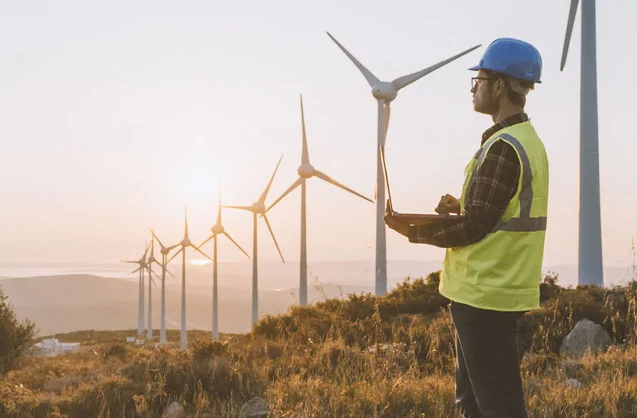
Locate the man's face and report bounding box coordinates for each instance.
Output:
[471,70,498,115]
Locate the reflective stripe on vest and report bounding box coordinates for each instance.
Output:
[475,133,547,233]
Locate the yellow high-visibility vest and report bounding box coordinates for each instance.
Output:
[439,121,549,311]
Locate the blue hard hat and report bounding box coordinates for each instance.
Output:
[468,38,542,83]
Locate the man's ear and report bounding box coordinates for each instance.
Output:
[493,78,507,98]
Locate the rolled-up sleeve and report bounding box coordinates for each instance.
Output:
[408,139,520,248]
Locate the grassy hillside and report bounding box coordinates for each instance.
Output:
[2,272,637,417]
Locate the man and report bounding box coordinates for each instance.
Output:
[385,38,549,418]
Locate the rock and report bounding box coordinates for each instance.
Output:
[163,402,185,418]
[239,397,268,418]
[565,378,582,388]
[559,318,613,358]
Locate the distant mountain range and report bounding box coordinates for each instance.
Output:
[1,260,634,338]
[1,259,634,288]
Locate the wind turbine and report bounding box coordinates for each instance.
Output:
[121,241,151,336]
[150,228,178,344]
[326,31,481,296]
[143,238,164,340]
[196,187,250,340]
[560,0,603,286]
[223,155,286,326]
[166,207,213,349]
[266,95,373,306]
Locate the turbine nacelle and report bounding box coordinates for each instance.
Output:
[297,163,315,178]
[251,202,266,214]
[211,223,224,235]
[160,247,170,256]
[180,238,191,247]
[372,82,397,102]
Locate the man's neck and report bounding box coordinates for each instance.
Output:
[491,106,525,124]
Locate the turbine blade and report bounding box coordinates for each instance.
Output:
[391,44,482,90]
[266,177,302,213]
[130,267,141,274]
[216,184,222,225]
[195,234,214,251]
[158,257,175,277]
[184,205,189,239]
[326,31,379,87]
[314,170,374,203]
[222,205,253,211]
[167,247,183,265]
[561,0,580,71]
[141,240,151,261]
[191,244,213,262]
[384,102,391,141]
[149,268,161,284]
[223,231,250,259]
[300,94,310,165]
[262,214,285,264]
[258,154,283,203]
[121,260,139,264]
[149,228,166,250]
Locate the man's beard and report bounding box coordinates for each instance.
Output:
[476,88,499,115]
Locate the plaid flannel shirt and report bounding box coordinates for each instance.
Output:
[407,113,528,248]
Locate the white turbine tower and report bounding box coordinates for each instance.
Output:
[150,228,178,344]
[143,239,164,340]
[196,188,250,340]
[560,0,603,286]
[266,95,373,306]
[326,31,481,296]
[121,241,151,336]
[223,156,286,326]
[166,207,213,349]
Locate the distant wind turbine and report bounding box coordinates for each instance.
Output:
[326,31,481,296]
[143,238,164,340]
[224,155,286,326]
[560,0,603,286]
[166,207,213,349]
[196,187,250,340]
[266,95,373,306]
[121,241,151,336]
[150,228,178,344]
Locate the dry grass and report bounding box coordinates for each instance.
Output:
[2,272,637,417]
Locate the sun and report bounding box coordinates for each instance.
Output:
[185,165,219,201]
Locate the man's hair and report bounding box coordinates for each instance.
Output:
[485,70,534,107]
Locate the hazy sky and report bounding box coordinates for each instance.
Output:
[1,1,636,270]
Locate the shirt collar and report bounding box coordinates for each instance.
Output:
[481,113,529,145]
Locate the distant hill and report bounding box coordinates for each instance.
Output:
[1,258,633,337]
[0,273,379,337]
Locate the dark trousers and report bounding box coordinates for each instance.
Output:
[450,301,529,418]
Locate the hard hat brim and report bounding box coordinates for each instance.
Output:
[467,65,542,84]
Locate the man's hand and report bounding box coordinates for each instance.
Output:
[435,194,461,215]
[384,215,410,237]
[384,200,410,237]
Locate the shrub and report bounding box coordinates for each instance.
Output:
[0,286,36,376]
